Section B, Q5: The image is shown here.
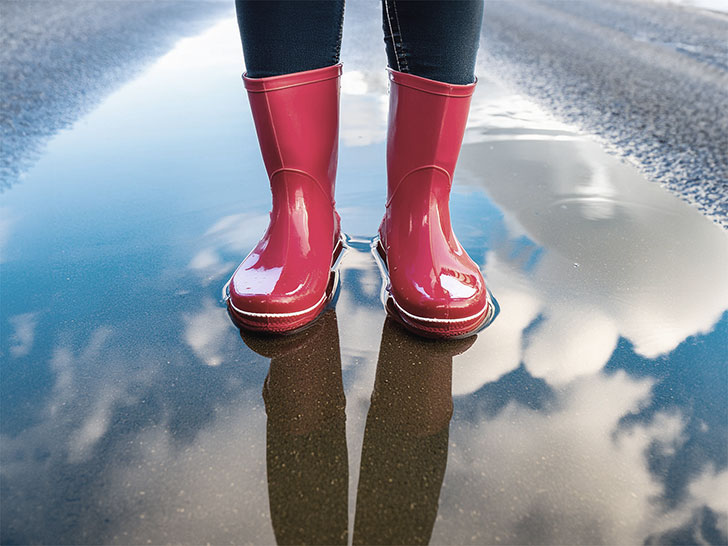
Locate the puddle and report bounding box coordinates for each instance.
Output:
[1,7,727,546]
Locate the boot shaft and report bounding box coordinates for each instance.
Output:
[385,69,476,203]
[244,64,342,201]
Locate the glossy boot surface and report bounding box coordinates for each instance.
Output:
[227,64,344,334]
[377,70,490,338]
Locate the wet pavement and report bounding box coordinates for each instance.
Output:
[1,3,727,545]
[480,0,728,226]
[0,0,229,189]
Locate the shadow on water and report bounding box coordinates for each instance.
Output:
[352,319,473,546]
[240,310,473,546]
[243,311,349,546]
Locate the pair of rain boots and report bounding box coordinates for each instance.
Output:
[226,64,492,338]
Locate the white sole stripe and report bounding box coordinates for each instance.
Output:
[391,295,489,324]
[228,288,329,319]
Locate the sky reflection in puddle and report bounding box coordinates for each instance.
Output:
[1,7,727,546]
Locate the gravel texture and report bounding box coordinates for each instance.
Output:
[0,0,230,189]
[480,0,728,227]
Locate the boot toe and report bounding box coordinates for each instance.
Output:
[391,270,486,318]
[228,265,332,333]
[388,266,487,336]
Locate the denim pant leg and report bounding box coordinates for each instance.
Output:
[381,0,484,84]
[236,0,345,78]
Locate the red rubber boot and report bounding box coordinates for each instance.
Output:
[374,69,491,338]
[226,64,345,334]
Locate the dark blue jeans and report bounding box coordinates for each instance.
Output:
[236,0,484,85]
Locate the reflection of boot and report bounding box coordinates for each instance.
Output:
[228,64,344,334]
[353,318,475,545]
[376,69,489,338]
[242,310,348,545]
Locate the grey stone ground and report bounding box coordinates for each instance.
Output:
[480,0,728,227]
[0,0,229,188]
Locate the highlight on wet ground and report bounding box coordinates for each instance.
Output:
[1,3,727,545]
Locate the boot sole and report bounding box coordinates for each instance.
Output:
[371,237,499,339]
[223,234,348,335]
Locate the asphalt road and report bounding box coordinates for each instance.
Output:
[0,0,229,188]
[480,0,728,226]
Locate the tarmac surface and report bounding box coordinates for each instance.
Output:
[479,0,728,225]
[0,0,229,187]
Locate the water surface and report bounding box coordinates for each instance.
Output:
[1,7,727,545]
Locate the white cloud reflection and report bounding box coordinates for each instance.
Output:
[0,207,15,264]
[1,327,162,472]
[0,321,272,544]
[431,77,728,543]
[182,298,236,367]
[101,403,273,545]
[187,212,269,284]
[451,81,728,393]
[8,312,38,357]
[435,372,724,545]
[340,70,388,147]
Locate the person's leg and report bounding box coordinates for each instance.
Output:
[382,0,483,84]
[376,0,492,338]
[227,1,346,333]
[236,0,345,78]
